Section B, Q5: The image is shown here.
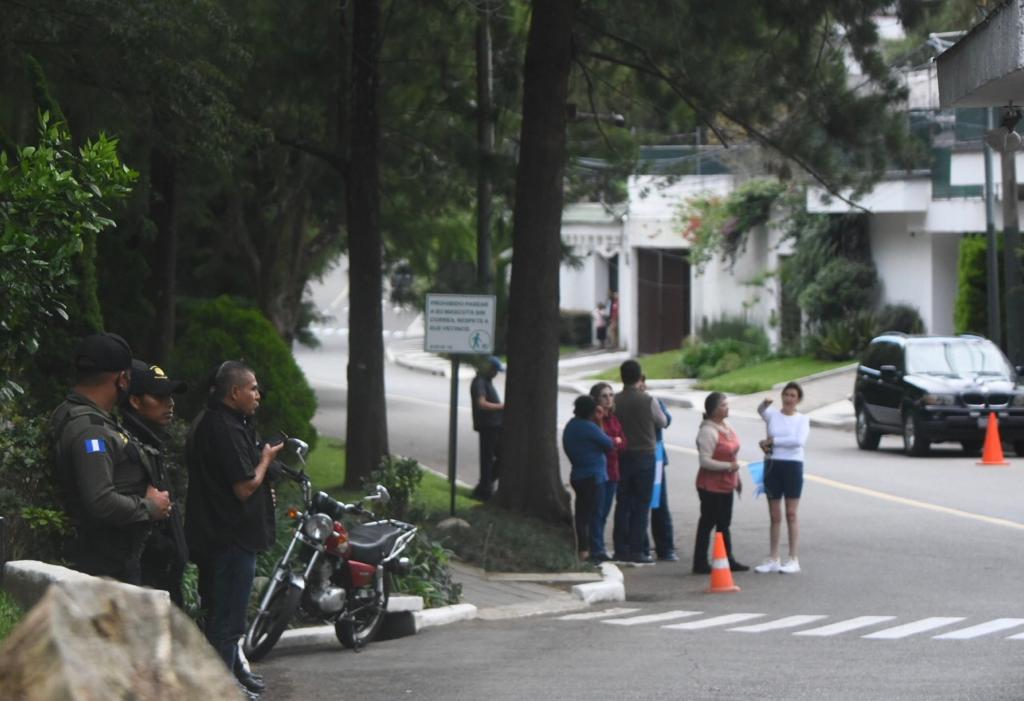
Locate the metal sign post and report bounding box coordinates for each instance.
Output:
[424,294,496,516]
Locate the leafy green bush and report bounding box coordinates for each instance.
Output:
[954,234,1001,335]
[363,455,423,522]
[0,112,135,407]
[876,303,925,335]
[679,317,770,379]
[0,410,68,562]
[391,534,462,608]
[799,259,878,326]
[170,296,318,446]
[807,311,878,360]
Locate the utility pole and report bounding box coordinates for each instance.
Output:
[985,105,1024,364]
[983,107,1001,344]
[476,6,495,293]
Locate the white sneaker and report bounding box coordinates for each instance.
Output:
[779,558,801,574]
[754,558,781,573]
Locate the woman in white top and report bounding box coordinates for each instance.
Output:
[753,382,810,574]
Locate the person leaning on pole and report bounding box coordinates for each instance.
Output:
[50,333,172,584]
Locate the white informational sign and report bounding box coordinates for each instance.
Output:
[424,294,496,353]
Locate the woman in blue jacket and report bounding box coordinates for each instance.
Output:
[563,395,613,561]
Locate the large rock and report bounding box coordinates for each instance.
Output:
[0,578,240,700]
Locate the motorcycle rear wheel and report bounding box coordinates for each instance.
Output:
[243,580,303,661]
[335,577,390,649]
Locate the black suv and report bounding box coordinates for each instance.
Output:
[854,334,1024,456]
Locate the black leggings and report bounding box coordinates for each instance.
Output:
[571,477,600,553]
[693,488,735,566]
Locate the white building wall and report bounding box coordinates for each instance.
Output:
[930,234,961,336]
[870,215,936,332]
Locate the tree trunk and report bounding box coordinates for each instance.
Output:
[149,148,177,365]
[493,0,576,523]
[344,0,389,488]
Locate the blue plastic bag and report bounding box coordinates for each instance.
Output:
[746,460,766,499]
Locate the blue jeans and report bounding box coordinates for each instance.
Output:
[613,451,655,557]
[644,472,676,557]
[590,479,617,556]
[197,545,257,673]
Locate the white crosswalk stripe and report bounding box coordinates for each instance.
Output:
[556,608,640,621]
[863,617,966,640]
[555,608,1024,641]
[602,611,702,626]
[933,618,1024,640]
[663,613,765,630]
[730,615,829,633]
[794,616,896,637]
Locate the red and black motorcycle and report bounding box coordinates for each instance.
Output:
[243,439,417,660]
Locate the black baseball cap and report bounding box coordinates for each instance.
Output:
[74,333,133,373]
[129,359,188,397]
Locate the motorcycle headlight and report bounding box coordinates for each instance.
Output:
[302,513,334,543]
[922,393,956,406]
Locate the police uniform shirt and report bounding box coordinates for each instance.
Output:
[51,392,152,527]
[185,399,275,557]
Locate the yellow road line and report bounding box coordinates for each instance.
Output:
[804,474,1024,531]
[664,442,1024,531]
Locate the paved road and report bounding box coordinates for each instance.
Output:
[277,319,1024,700]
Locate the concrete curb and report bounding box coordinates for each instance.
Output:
[572,562,625,604]
[774,362,858,388]
[278,561,628,650]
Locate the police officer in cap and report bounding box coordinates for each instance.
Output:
[122,359,189,605]
[50,333,172,583]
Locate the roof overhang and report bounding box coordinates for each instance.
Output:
[937,0,1024,108]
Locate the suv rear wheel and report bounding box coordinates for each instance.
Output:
[855,405,881,450]
[903,410,930,456]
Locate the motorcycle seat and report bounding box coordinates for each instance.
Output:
[347,523,403,565]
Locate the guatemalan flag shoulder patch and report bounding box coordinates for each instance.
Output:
[84,438,107,454]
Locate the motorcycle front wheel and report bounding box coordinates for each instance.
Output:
[243,579,303,661]
[335,576,390,649]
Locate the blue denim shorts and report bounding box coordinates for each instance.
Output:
[764,459,803,500]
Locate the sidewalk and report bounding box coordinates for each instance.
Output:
[392,336,855,431]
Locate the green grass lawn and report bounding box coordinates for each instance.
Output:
[694,356,852,394]
[301,436,347,491]
[593,348,682,380]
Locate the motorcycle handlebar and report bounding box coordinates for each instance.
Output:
[311,491,366,520]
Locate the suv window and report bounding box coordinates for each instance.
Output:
[905,339,1012,377]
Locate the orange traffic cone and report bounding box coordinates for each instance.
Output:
[977,412,1009,466]
[704,531,740,594]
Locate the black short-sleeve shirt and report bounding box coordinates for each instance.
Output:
[184,400,275,557]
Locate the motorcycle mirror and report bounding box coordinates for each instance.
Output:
[375,484,391,505]
[286,437,310,464]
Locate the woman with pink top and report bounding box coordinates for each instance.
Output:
[589,382,627,563]
[754,382,810,574]
[691,392,748,574]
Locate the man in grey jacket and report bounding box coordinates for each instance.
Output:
[612,359,667,564]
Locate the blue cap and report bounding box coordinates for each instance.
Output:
[488,356,505,372]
